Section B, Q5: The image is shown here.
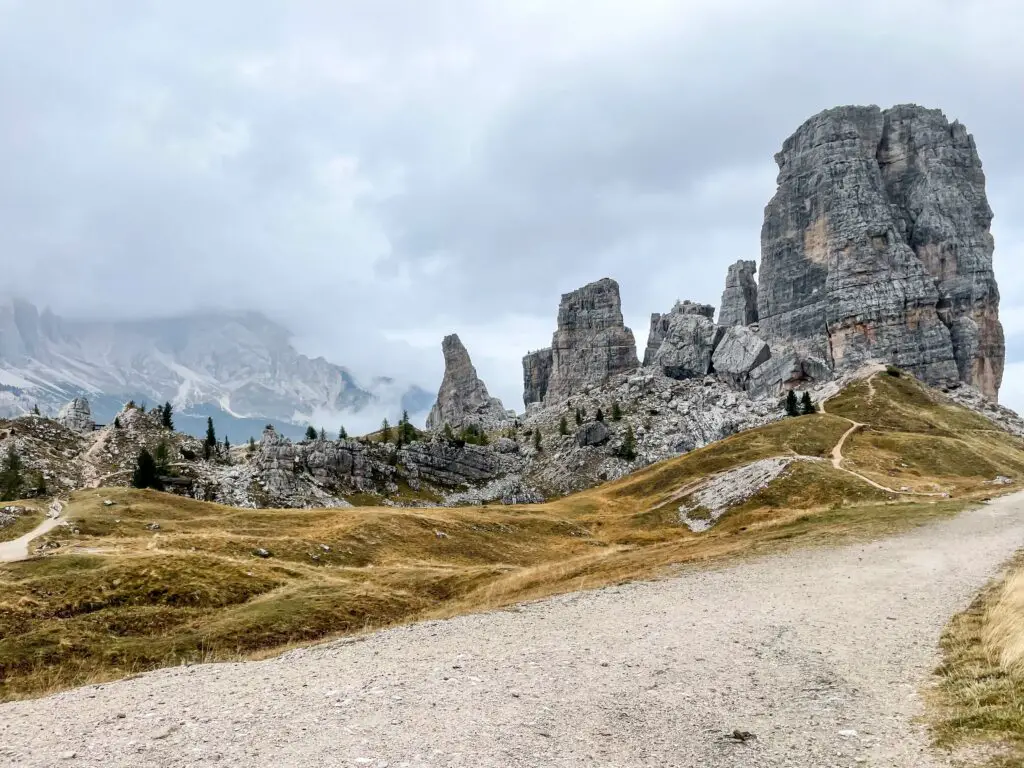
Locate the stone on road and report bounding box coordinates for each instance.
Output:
[3,493,1024,767]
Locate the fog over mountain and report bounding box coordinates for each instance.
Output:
[1,1,1022,418]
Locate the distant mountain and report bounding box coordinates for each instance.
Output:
[0,299,430,441]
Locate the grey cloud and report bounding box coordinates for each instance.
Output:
[0,0,1021,410]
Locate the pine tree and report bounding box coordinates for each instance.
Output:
[619,425,637,461]
[205,417,217,447]
[595,408,605,423]
[611,401,622,421]
[559,415,568,436]
[131,448,162,490]
[248,437,256,453]
[113,416,121,429]
[161,401,174,430]
[381,418,391,443]
[31,404,40,416]
[33,471,46,497]
[305,426,318,441]
[224,435,231,451]
[0,446,22,501]
[801,391,815,416]
[575,408,583,426]
[533,428,542,452]
[319,427,327,441]
[338,426,348,440]
[401,410,415,443]
[785,390,800,417]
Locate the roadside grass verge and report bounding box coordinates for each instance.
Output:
[930,550,1024,767]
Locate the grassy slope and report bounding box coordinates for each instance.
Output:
[0,503,45,543]
[0,374,1020,701]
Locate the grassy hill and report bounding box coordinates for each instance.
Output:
[1,370,1021,701]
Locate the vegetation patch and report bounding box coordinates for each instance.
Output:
[930,551,1024,767]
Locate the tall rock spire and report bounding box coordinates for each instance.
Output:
[757,104,1004,398]
[718,260,758,327]
[426,334,510,431]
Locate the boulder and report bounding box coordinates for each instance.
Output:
[56,397,94,432]
[643,301,716,365]
[718,260,758,327]
[576,421,611,447]
[647,313,725,380]
[426,334,510,431]
[711,327,771,389]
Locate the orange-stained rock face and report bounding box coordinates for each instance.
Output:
[757,104,1004,399]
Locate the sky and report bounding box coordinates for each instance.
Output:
[2,0,1023,414]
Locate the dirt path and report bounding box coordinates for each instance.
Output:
[3,494,1024,767]
[0,499,64,563]
[820,374,946,498]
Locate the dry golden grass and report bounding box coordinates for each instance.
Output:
[931,551,1024,767]
[0,501,45,543]
[0,374,1019,702]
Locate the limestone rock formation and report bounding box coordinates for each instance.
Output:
[718,260,758,327]
[426,334,510,431]
[533,278,639,405]
[647,312,724,380]
[712,327,771,389]
[643,301,715,365]
[522,348,553,407]
[575,421,611,447]
[758,104,1004,398]
[56,397,94,433]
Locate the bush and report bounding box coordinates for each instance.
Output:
[611,402,622,421]
[131,448,163,491]
[886,365,903,378]
[559,416,568,436]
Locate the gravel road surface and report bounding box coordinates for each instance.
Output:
[3,492,1023,767]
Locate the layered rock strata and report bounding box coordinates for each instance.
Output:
[758,104,1003,398]
[527,278,639,405]
[426,334,510,431]
[718,261,759,327]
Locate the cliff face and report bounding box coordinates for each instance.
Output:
[757,104,1004,398]
[530,278,639,405]
[522,348,553,407]
[425,334,510,431]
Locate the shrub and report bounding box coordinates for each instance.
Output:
[886,365,903,378]
[559,416,568,436]
[611,402,622,421]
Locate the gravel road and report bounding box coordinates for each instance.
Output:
[4,492,1024,768]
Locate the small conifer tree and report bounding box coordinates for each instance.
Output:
[611,401,622,421]
[0,446,22,501]
[131,448,162,490]
[595,407,604,423]
[381,418,391,443]
[338,425,348,440]
[205,417,217,447]
[575,408,583,426]
[533,428,542,452]
[443,423,454,440]
[305,426,318,441]
[161,401,174,430]
[32,404,40,416]
[801,391,815,416]
[559,415,568,436]
[113,416,121,429]
[620,425,637,461]
[785,390,800,417]
[319,427,327,441]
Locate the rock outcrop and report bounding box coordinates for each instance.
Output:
[534,278,639,405]
[758,104,1004,398]
[426,334,510,431]
[56,397,94,433]
[718,261,759,327]
[646,311,724,380]
[522,348,553,407]
[643,301,715,366]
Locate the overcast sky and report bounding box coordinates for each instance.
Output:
[2,0,1023,413]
